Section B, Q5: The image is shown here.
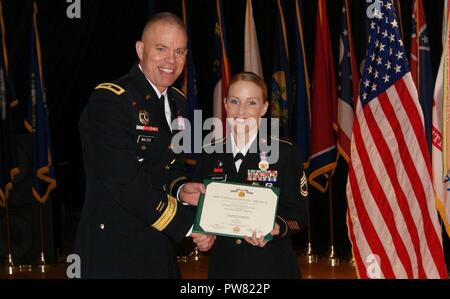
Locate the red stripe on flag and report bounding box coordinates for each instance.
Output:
[380,85,443,278]
[347,0,447,279]
[370,91,424,277]
[353,113,412,277]
[396,78,432,176]
[348,154,395,278]
[383,84,447,277]
[346,204,368,278]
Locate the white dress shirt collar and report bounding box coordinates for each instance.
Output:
[138,64,168,99]
[138,64,171,130]
[230,133,258,157]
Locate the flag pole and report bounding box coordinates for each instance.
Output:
[304,197,317,263]
[326,172,339,267]
[37,203,46,273]
[4,201,15,275]
[349,253,356,267]
[177,240,200,262]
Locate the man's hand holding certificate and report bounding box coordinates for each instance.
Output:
[193,180,279,241]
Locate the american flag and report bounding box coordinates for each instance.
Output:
[346,0,447,278]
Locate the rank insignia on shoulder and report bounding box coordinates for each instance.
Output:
[95,83,125,95]
[300,171,308,197]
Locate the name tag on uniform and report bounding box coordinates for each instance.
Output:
[208,174,227,181]
[247,170,278,182]
[137,135,155,144]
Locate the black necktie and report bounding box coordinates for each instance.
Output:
[158,95,165,116]
[233,153,245,163]
[159,95,171,130]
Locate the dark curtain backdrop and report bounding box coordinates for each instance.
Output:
[4,0,448,260]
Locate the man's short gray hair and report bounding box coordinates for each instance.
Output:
[141,12,186,40]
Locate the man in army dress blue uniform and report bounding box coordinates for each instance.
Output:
[75,13,213,278]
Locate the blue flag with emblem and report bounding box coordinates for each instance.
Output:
[24,2,56,204]
[270,0,292,138]
[212,0,231,139]
[292,0,310,165]
[182,0,198,172]
[0,0,19,207]
[337,0,359,162]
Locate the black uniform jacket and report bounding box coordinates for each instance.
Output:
[75,63,194,278]
[194,136,309,278]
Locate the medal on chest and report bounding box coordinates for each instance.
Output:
[247,151,278,182]
[258,151,269,171]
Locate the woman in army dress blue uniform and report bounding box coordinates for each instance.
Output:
[193,72,309,278]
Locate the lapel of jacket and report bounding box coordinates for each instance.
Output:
[129,64,173,135]
[167,88,187,134]
[167,88,178,123]
[238,136,260,182]
[220,138,238,182]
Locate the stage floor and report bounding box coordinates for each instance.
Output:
[0,254,357,279]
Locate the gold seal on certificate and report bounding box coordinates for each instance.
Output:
[193,180,279,241]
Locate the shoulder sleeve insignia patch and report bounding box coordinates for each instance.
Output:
[300,171,308,197]
[95,83,125,95]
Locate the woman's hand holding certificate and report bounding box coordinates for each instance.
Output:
[193,180,279,241]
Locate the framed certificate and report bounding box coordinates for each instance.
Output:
[193,180,279,241]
